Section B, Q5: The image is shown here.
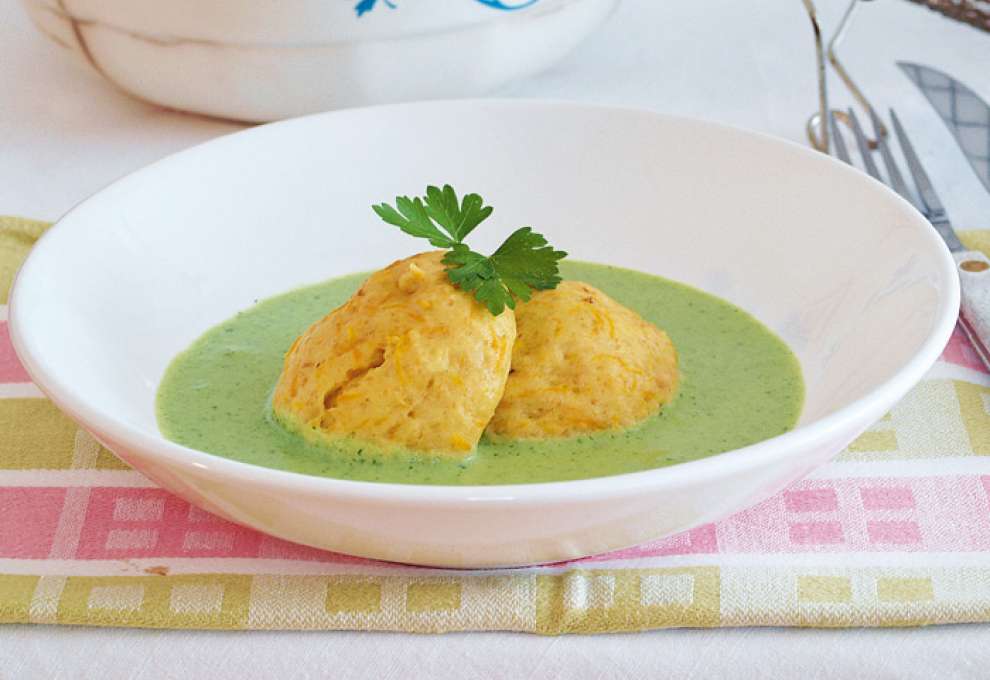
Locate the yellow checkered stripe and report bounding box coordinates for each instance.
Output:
[839,379,990,461]
[2,567,990,632]
[0,569,711,632]
[2,376,990,472]
[0,400,131,470]
[0,216,48,305]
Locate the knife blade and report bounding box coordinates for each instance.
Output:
[898,62,990,371]
[899,62,990,195]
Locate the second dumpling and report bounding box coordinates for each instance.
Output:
[487,281,678,439]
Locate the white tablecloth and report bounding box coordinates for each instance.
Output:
[2,0,990,676]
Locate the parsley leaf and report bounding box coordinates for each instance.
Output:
[372,186,566,315]
[372,185,493,249]
[490,227,566,295]
[372,196,455,249]
[444,228,567,315]
[424,185,493,244]
[443,245,501,312]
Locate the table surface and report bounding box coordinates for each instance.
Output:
[3,0,990,677]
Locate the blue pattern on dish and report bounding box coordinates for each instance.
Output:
[355,0,540,17]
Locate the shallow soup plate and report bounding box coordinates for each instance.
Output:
[9,100,959,568]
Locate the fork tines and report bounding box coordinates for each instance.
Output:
[830,106,962,251]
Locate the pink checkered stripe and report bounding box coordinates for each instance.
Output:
[0,321,31,383]
[3,476,990,562]
[1,319,989,566]
[942,325,987,373]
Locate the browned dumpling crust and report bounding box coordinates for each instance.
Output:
[487,281,678,439]
[273,252,515,456]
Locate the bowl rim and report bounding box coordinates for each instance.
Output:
[8,98,961,504]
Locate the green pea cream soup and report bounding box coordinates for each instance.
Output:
[157,261,803,485]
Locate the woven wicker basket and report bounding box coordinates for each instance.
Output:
[906,0,990,32]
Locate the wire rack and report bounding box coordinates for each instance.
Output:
[802,0,989,153]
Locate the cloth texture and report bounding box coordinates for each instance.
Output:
[2,216,989,633]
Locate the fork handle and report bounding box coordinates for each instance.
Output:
[955,251,990,371]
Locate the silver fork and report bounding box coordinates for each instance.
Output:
[830,107,990,371]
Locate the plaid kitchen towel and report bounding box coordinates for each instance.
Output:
[2,215,990,633]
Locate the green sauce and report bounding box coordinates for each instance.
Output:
[157,262,803,485]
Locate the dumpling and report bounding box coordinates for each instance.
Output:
[487,281,677,439]
[273,251,515,456]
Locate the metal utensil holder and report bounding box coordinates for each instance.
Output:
[802,0,885,153]
[802,0,990,154]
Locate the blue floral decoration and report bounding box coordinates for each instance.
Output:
[355,0,540,17]
[355,0,396,16]
[473,0,540,8]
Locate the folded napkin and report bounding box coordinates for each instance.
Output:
[2,215,990,633]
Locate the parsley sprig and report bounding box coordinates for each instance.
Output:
[373,185,567,315]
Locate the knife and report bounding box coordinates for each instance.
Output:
[897,63,990,368]
[899,62,990,194]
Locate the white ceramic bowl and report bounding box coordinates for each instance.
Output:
[21,0,617,122]
[10,100,959,568]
